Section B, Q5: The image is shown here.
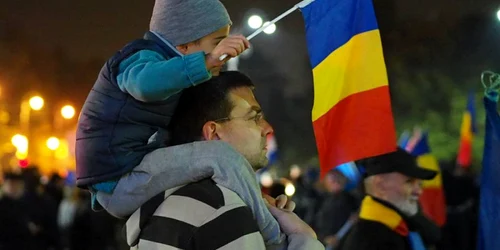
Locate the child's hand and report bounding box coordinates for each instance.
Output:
[205,35,250,71]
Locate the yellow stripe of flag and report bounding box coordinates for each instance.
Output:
[418,154,442,188]
[460,112,473,141]
[312,29,388,121]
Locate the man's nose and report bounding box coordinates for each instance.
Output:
[261,119,274,136]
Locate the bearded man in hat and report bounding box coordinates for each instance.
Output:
[338,148,439,250]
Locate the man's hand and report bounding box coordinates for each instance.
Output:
[262,194,296,212]
[205,35,250,71]
[265,200,317,239]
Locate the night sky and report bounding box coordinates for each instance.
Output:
[2,0,499,96]
[2,0,498,59]
[2,0,499,93]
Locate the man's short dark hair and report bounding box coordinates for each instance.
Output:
[168,71,255,146]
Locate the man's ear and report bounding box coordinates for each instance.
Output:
[202,121,220,140]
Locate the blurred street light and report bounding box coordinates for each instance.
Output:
[497,9,500,22]
[228,13,278,72]
[21,95,44,132]
[29,96,44,111]
[20,95,44,160]
[260,172,273,188]
[12,134,29,160]
[285,183,296,196]
[248,15,263,29]
[46,137,60,151]
[263,22,277,34]
[61,105,76,119]
[11,134,28,152]
[15,151,28,160]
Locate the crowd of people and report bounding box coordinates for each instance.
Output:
[0,168,122,250]
[288,158,479,250]
[0,155,480,250]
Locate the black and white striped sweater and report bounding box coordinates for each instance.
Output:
[124,178,324,250]
[125,179,266,250]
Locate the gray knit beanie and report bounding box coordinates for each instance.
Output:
[150,0,232,46]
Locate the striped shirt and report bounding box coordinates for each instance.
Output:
[124,179,267,250]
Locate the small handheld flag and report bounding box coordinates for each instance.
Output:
[219,0,315,61]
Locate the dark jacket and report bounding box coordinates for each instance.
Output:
[338,196,427,250]
[76,32,181,187]
[313,191,360,241]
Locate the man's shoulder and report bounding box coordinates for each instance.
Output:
[171,178,248,207]
[157,179,250,226]
[170,179,227,209]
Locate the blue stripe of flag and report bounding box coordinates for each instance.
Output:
[300,0,379,68]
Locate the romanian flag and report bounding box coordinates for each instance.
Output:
[403,130,446,226]
[457,92,477,168]
[300,0,396,177]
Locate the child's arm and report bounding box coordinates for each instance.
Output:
[116,50,210,102]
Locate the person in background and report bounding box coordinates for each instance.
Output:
[440,160,479,250]
[338,148,439,250]
[313,169,360,249]
[21,167,61,250]
[293,167,323,225]
[0,172,37,250]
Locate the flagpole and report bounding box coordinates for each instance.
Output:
[219,0,315,61]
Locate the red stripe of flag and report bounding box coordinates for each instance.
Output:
[313,86,397,177]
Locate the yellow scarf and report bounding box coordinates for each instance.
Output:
[359,196,409,236]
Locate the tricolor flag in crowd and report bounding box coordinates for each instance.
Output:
[300,0,397,177]
[401,130,446,226]
[457,92,477,168]
[477,75,500,250]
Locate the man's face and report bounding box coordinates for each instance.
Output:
[214,87,274,170]
[380,172,422,215]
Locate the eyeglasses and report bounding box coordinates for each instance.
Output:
[214,113,265,124]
